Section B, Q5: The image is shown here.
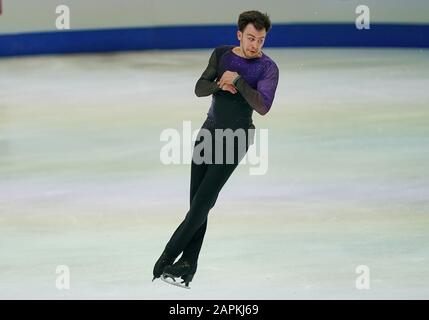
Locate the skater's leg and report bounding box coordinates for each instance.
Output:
[177,126,214,262]
[181,192,219,263]
[164,161,240,258]
[180,219,207,262]
[165,128,251,258]
[162,130,209,257]
[159,127,251,286]
[181,126,251,262]
[161,163,237,286]
[154,128,210,279]
[189,143,209,206]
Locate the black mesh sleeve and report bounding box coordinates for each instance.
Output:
[194,49,221,97]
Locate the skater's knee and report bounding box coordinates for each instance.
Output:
[190,192,218,213]
[190,198,210,213]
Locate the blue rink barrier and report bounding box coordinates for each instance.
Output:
[0,23,428,57]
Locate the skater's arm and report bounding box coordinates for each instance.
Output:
[233,63,279,115]
[194,50,221,97]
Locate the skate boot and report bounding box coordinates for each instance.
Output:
[161,258,197,289]
[152,250,176,281]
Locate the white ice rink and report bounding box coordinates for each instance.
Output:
[0,48,428,299]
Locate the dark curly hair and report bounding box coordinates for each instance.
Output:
[238,10,271,33]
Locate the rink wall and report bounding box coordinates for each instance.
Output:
[0,0,428,57]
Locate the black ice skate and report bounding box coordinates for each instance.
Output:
[152,250,175,281]
[161,258,197,289]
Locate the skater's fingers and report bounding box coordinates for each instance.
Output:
[219,83,236,94]
[226,85,237,94]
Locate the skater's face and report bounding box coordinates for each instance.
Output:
[237,23,266,59]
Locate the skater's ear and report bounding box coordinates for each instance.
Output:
[237,30,243,42]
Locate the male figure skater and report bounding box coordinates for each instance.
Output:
[153,10,279,288]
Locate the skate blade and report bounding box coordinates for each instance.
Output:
[161,274,191,289]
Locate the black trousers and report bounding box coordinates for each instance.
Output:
[164,117,254,265]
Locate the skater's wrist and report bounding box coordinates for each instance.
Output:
[232,75,241,87]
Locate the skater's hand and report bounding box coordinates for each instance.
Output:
[219,83,237,94]
[217,71,239,88]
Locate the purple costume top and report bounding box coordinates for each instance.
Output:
[194,45,279,128]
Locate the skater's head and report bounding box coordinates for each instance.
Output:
[236,10,271,59]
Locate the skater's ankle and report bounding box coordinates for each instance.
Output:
[178,255,197,264]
